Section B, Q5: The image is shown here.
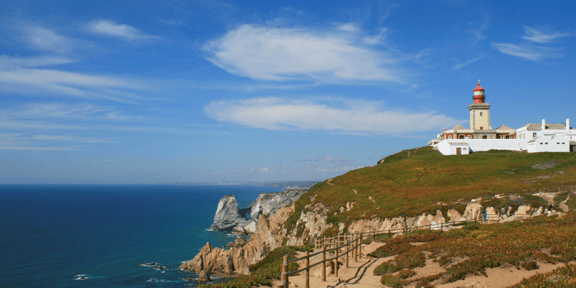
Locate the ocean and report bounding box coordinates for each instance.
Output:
[0,184,286,288]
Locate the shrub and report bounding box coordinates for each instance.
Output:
[381,274,403,288]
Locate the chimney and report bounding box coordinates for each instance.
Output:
[567,118,570,130]
[542,119,546,130]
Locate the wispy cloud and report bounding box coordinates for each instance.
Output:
[10,103,138,120]
[471,15,490,44]
[453,54,486,70]
[0,55,77,68]
[204,97,462,135]
[204,24,407,83]
[491,43,561,61]
[87,20,159,40]
[522,27,570,43]
[0,55,148,103]
[492,26,568,61]
[24,26,71,53]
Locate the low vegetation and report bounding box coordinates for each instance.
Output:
[196,245,311,288]
[369,212,576,287]
[286,146,576,234]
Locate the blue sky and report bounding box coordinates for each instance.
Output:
[1,1,575,184]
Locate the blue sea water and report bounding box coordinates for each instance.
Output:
[0,184,283,288]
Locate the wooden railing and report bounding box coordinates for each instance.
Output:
[277,220,476,288]
[277,234,361,288]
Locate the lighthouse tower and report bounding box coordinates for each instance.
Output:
[469,82,491,132]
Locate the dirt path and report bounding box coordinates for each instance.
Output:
[270,243,385,288]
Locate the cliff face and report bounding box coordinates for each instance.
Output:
[249,187,307,220]
[210,194,250,231]
[209,188,307,235]
[180,205,293,275]
[181,192,568,276]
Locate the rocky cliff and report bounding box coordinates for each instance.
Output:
[180,191,570,276]
[209,194,250,231]
[209,187,307,235]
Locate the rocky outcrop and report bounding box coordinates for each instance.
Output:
[249,187,307,220]
[210,187,307,234]
[180,205,294,275]
[210,194,250,231]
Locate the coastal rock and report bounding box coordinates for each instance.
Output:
[210,195,250,231]
[198,270,212,282]
[180,204,295,275]
[243,220,257,234]
[463,203,483,221]
[248,187,307,220]
[485,207,500,223]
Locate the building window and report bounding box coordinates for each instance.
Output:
[540,143,543,145]
[480,112,483,116]
[546,142,548,145]
[482,135,487,139]
[506,136,510,139]
[533,132,537,137]
[480,127,483,130]
[562,142,565,144]
[448,135,452,139]
[459,135,464,139]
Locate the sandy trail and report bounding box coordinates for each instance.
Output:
[270,242,386,288]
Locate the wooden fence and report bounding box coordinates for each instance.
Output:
[277,220,476,288]
[277,234,361,288]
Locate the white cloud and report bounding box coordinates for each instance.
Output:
[0,55,148,102]
[492,26,567,61]
[204,24,405,83]
[491,43,561,61]
[24,26,71,53]
[522,27,569,43]
[88,20,158,40]
[0,55,77,68]
[204,97,462,135]
[32,134,114,143]
[453,54,486,70]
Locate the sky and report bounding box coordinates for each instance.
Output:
[1,1,575,184]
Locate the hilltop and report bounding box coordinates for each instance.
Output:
[286,146,576,236]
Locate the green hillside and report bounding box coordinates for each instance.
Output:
[287,147,576,235]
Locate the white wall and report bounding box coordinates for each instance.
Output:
[437,139,527,155]
[527,136,570,153]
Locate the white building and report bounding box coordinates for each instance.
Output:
[431,83,576,155]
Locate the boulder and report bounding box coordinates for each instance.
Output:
[198,270,212,282]
[243,220,258,235]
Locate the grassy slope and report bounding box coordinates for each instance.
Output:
[288,146,576,234]
[368,212,576,287]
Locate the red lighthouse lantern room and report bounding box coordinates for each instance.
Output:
[473,82,485,103]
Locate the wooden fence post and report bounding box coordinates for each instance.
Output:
[322,245,326,282]
[345,236,349,268]
[355,236,358,262]
[373,230,376,242]
[281,255,288,288]
[388,229,391,239]
[305,251,310,288]
[335,243,339,277]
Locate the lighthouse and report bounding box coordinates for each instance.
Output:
[469,81,491,132]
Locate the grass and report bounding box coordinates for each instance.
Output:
[369,212,576,286]
[285,146,576,235]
